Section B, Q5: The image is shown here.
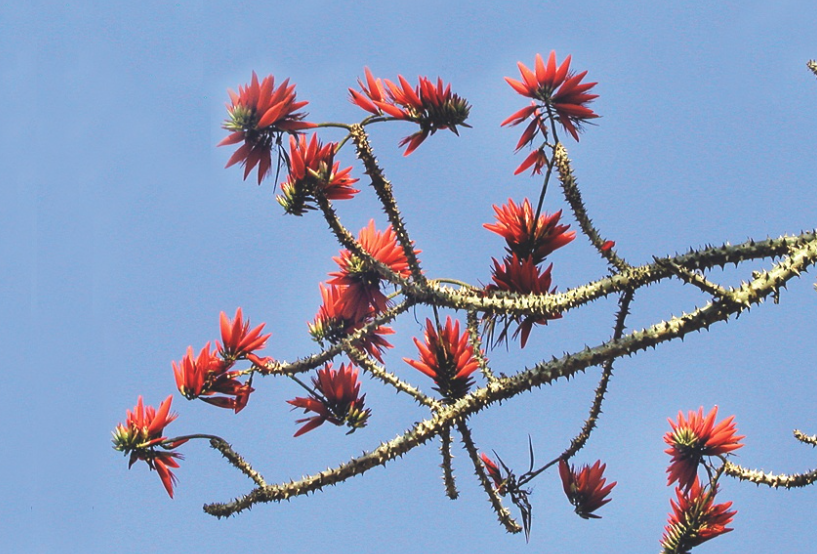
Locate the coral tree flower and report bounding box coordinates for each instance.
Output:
[502,51,598,144]
[660,478,736,553]
[287,363,371,436]
[403,317,479,400]
[484,198,575,265]
[349,68,471,155]
[328,220,416,321]
[112,395,186,498]
[173,309,270,413]
[558,459,616,519]
[486,254,561,347]
[664,406,744,491]
[219,307,271,362]
[218,72,316,184]
[308,282,395,363]
[276,133,360,215]
[481,453,507,494]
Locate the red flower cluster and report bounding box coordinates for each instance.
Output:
[484,199,575,265]
[486,255,561,347]
[661,478,736,553]
[483,197,570,348]
[404,317,480,400]
[218,72,316,184]
[558,459,616,519]
[288,363,371,436]
[308,283,395,363]
[350,68,471,155]
[328,220,415,321]
[664,406,744,491]
[111,395,186,498]
[277,133,360,215]
[173,308,271,413]
[502,51,598,145]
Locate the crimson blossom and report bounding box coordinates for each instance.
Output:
[308,282,395,363]
[172,343,255,413]
[349,68,471,155]
[277,133,360,215]
[218,307,271,363]
[660,478,736,553]
[484,198,575,265]
[287,363,371,436]
[486,254,561,347]
[218,72,316,184]
[403,317,479,401]
[558,459,616,519]
[502,51,598,145]
[328,220,416,321]
[111,395,186,498]
[664,406,744,491]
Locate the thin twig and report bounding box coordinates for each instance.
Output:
[440,426,459,499]
[457,422,522,534]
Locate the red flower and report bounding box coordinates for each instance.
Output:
[484,199,575,265]
[502,52,598,144]
[664,406,744,491]
[172,343,255,413]
[218,72,316,184]
[308,282,395,363]
[276,133,360,215]
[661,478,736,553]
[481,452,507,494]
[287,363,371,436]
[219,307,271,361]
[403,317,479,400]
[558,459,616,519]
[112,395,186,498]
[513,147,549,176]
[349,68,471,155]
[486,254,561,347]
[328,220,417,321]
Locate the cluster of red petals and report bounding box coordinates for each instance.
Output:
[308,283,395,363]
[661,478,736,552]
[480,453,507,494]
[218,72,316,184]
[328,220,416,321]
[287,363,371,436]
[403,317,479,400]
[664,406,744,491]
[219,307,271,361]
[173,309,271,413]
[277,133,360,215]
[349,68,471,155]
[502,51,599,144]
[484,199,575,265]
[111,395,186,498]
[514,147,549,176]
[558,459,616,519]
[486,254,561,347]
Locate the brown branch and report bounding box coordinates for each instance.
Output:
[440,426,458,499]
[724,461,817,489]
[349,124,425,283]
[203,237,817,517]
[553,143,630,272]
[561,289,634,461]
[458,422,522,534]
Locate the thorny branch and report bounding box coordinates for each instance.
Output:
[115,61,817,550]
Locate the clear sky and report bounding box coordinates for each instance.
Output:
[4,1,817,552]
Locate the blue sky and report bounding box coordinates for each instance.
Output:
[3,1,817,552]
